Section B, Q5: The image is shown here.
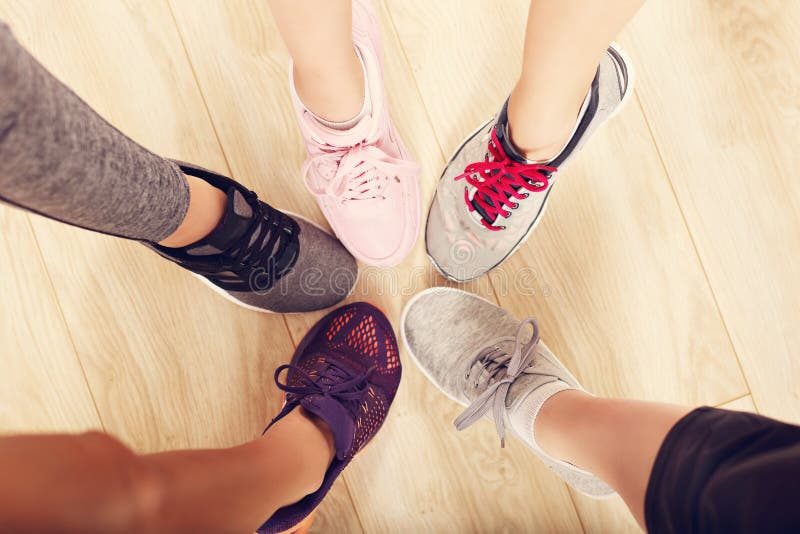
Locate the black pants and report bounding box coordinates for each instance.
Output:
[646,407,800,533]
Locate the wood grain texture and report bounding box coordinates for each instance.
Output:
[0,0,294,452]
[0,207,101,433]
[388,1,753,532]
[388,0,746,404]
[0,1,362,530]
[168,0,584,531]
[624,0,800,423]
[720,395,758,413]
[2,0,798,532]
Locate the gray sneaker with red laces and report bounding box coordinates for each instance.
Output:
[425,44,634,282]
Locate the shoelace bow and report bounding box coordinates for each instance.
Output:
[455,129,556,231]
[303,142,419,202]
[274,360,375,406]
[453,318,541,447]
[214,200,299,289]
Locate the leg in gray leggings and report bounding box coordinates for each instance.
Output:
[0,23,189,242]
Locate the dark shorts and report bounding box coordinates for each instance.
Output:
[646,406,800,534]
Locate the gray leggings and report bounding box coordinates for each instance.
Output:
[0,23,189,242]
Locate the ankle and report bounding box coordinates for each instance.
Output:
[256,407,335,508]
[295,407,336,466]
[281,408,335,493]
[507,83,586,162]
[158,175,226,248]
[533,389,593,462]
[294,47,365,122]
[506,111,575,163]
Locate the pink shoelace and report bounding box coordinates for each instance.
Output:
[455,128,556,231]
[303,142,418,202]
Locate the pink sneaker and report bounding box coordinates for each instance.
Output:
[289,0,421,268]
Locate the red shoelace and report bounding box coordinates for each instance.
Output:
[455,128,557,231]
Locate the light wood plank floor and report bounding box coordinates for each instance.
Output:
[0,1,798,532]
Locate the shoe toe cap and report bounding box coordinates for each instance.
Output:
[334,194,418,267]
[402,288,524,394]
[276,217,358,312]
[425,197,485,282]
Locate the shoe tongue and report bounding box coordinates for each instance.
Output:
[185,187,253,256]
[468,104,538,226]
[496,104,531,165]
[300,394,355,460]
[468,339,559,407]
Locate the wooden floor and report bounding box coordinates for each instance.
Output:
[1,1,798,532]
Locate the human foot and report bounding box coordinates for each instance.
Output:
[257,302,402,533]
[425,44,633,282]
[401,287,614,498]
[506,91,581,163]
[290,0,421,268]
[147,162,357,314]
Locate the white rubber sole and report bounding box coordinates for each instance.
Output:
[428,42,636,283]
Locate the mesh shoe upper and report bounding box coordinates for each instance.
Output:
[258,302,401,533]
[426,45,632,282]
[284,303,401,457]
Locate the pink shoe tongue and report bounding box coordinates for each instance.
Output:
[300,395,355,460]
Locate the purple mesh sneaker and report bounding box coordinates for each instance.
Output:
[257,302,402,534]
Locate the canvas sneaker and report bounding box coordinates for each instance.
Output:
[401,287,615,498]
[258,302,402,533]
[147,162,357,314]
[290,0,421,268]
[426,44,633,282]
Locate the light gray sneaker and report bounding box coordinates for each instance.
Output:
[401,287,615,498]
[426,44,634,282]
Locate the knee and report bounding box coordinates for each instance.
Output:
[76,431,165,533]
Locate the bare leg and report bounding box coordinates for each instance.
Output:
[508,0,643,161]
[157,176,227,248]
[269,0,364,122]
[534,390,691,528]
[0,408,333,534]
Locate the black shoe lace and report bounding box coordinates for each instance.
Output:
[204,195,300,292]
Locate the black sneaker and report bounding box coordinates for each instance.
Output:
[147,162,357,313]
